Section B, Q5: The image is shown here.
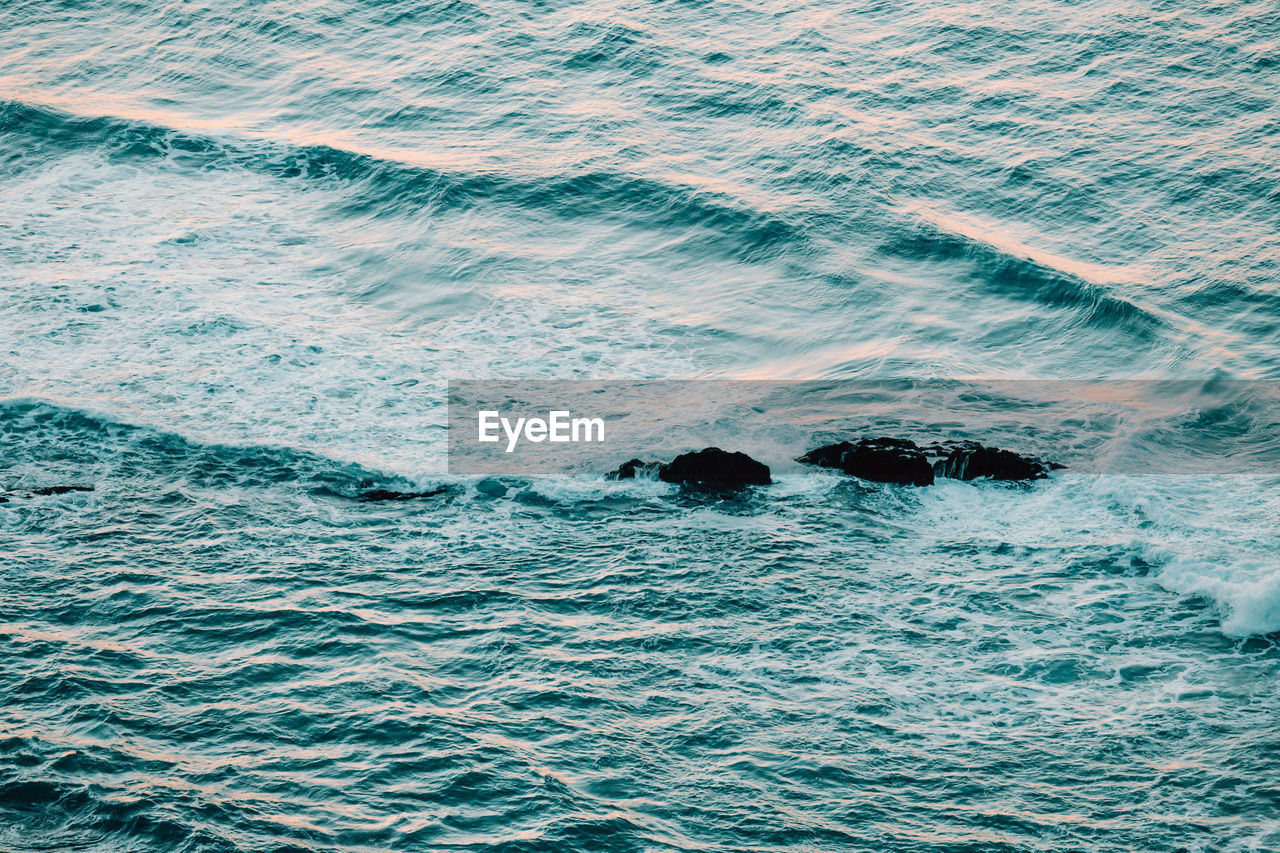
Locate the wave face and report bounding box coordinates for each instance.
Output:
[3,0,1280,850]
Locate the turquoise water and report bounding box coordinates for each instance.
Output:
[2,0,1280,850]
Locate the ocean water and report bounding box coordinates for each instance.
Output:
[2,0,1280,850]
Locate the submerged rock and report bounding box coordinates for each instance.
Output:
[798,438,934,486]
[32,485,95,496]
[0,485,95,502]
[356,487,449,502]
[607,448,771,490]
[800,438,1061,485]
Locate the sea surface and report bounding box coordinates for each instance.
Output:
[3,0,1280,850]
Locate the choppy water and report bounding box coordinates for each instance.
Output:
[2,0,1280,850]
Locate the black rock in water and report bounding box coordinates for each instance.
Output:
[608,449,771,489]
[929,441,1062,481]
[800,436,1062,486]
[795,441,856,470]
[660,448,772,489]
[0,485,95,503]
[356,487,448,502]
[605,458,664,480]
[798,437,934,486]
[31,485,94,496]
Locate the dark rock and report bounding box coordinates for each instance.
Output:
[31,485,94,496]
[796,441,857,470]
[798,438,934,486]
[605,458,664,480]
[0,485,95,502]
[930,442,1062,481]
[608,448,771,489]
[801,436,1062,486]
[356,487,448,502]
[658,447,771,489]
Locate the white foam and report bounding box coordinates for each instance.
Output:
[914,473,1280,637]
[1160,557,1280,637]
[0,152,700,476]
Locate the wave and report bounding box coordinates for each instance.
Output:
[1160,556,1280,638]
[6,396,1280,638]
[0,398,433,502]
[0,98,808,259]
[881,203,1166,334]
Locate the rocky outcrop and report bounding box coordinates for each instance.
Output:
[797,438,934,486]
[661,448,771,488]
[925,441,1063,482]
[799,438,1060,485]
[608,447,771,490]
[606,458,664,481]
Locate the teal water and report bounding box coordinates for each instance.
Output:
[2,1,1280,850]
